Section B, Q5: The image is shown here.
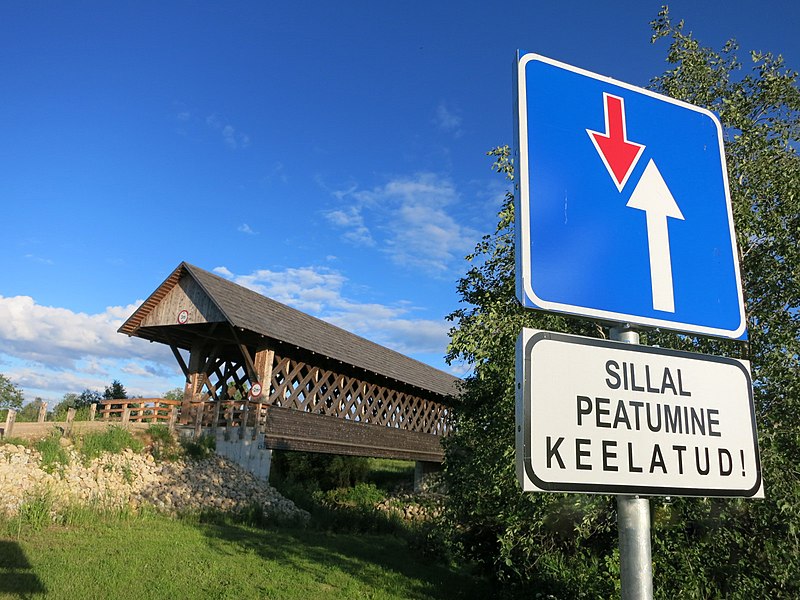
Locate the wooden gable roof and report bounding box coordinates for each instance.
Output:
[119,262,460,399]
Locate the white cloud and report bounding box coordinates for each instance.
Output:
[323,206,374,246]
[264,161,287,184]
[238,223,257,235]
[0,295,181,402]
[434,102,463,136]
[24,254,54,265]
[327,173,478,277]
[213,266,450,357]
[206,114,250,149]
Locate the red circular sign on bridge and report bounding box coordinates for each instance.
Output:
[177,309,189,325]
[250,383,263,398]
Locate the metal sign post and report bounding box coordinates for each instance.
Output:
[611,325,653,600]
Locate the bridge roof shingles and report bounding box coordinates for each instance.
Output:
[120,262,460,399]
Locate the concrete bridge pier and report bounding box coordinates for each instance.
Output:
[414,460,442,492]
[212,427,273,481]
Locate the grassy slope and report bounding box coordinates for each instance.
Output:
[1,515,490,599]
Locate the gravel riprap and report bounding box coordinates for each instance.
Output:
[0,443,309,524]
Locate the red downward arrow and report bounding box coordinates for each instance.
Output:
[587,93,645,191]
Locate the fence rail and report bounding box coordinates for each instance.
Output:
[0,398,182,440]
[98,398,181,424]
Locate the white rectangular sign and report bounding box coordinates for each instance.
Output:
[516,329,763,497]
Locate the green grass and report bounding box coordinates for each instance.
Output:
[0,513,490,599]
[33,431,69,473]
[78,426,143,461]
[320,482,388,508]
[365,458,416,489]
[0,437,29,447]
[181,432,216,459]
[15,489,55,532]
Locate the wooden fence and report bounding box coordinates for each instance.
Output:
[1,398,181,440]
[98,398,181,425]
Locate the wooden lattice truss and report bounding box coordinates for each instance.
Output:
[171,341,452,461]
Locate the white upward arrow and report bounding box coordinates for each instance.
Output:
[626,159,685,313]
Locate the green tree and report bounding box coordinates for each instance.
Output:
[77,389,102,406]
[103,380,128,400]
[163,387,183,401]
[49,389,101,421]
[644,8,800,598]
[50,393,81,421]
[16,397,46,422]
[0,374,24,420]
[442,9,800,598]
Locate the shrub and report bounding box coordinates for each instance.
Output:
[17,487,55,531]
[146,424,180,461]
[270,451,370,492]
[365,458,415,490]
[51,404,93,422]
[320,482,386,508]
[79,426,143,461]
[34,430,70,473]
[181,433,216,459]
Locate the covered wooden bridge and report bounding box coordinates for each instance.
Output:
[118,262,459,463]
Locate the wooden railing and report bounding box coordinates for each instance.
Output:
[99,398,181,424]
[1,398,181,440]
[187,399,267,430]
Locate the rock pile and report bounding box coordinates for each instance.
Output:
[0,444,308,524]
[375,490,444,522]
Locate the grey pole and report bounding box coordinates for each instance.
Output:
[610,325,653,600]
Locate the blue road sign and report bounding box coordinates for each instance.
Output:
[514,53,746,339]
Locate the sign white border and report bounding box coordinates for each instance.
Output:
[516,328,763,497]
[514,53,746,339]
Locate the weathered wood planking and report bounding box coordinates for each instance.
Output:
[260,406,444,462]
[141,276,225,327]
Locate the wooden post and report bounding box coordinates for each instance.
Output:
[240,399,250,439]
[224,400,234,426]
[168,406,178,432]
[256,401,264,431]
[122,404,130,425]
[251,348,274,444]
[88,403,97,422]
[182,342,206,424]
[253,348,274,421]
[193,401,204,438]
[212,401,222,434]
[66,408,76,436]
[3,409,17,438]
[37,402,48,423]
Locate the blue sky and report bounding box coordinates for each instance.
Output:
[1,1,798,404]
